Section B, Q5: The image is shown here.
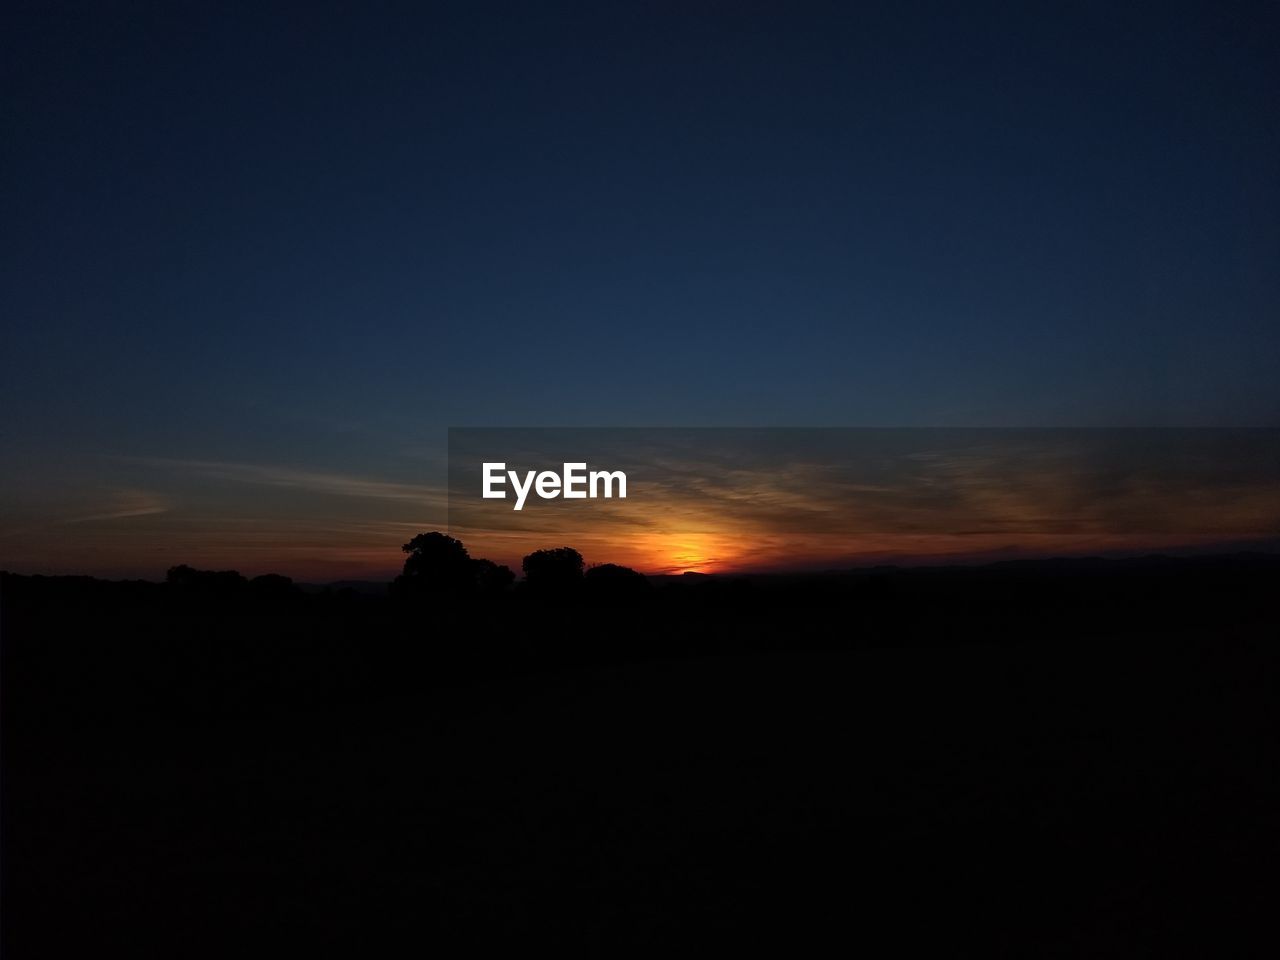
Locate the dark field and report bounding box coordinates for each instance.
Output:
[3,556,1278,955]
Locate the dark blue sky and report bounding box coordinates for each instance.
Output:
[3,1,1278,575]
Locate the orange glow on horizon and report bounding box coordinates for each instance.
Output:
[459,526,1280,580]
[637,531,733,575]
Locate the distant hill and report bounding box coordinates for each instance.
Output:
[647,550,1280,585]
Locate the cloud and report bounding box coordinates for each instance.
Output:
[67,489,171,523]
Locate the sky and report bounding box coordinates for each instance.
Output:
[3,2,1278,578]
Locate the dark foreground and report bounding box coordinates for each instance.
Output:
[3,556,1278,955]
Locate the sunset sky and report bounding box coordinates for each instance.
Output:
[445,428,1280,575]
[4,3,1278,579]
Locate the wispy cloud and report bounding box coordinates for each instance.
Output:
[126,457,447,508]
[66,489,171,523]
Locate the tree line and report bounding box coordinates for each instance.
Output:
[390,531,650,600]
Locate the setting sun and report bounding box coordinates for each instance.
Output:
[628,530,741,575]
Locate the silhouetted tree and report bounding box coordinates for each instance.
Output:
[166,564,197,585]
[165,565,248,596]
[522,547,584,591]
[250,573,296,592]
[473,557,515,596]
[584,563,651,602]
[393,532,474,598]
[249,573,299,606]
